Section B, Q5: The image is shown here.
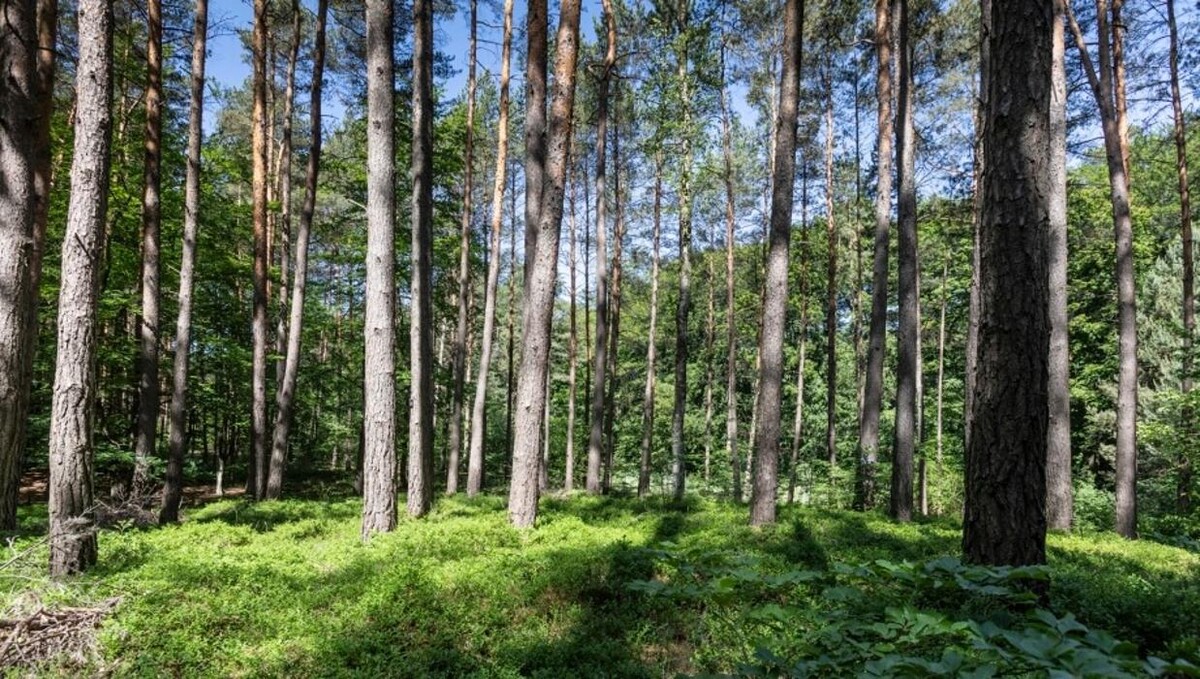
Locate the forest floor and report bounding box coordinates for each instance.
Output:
[2,480,1199,677]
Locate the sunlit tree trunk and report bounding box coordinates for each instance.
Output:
[639,156,664,497]
[671,4,694,502]
[247,0,270,500]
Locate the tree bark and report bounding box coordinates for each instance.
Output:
[604,89,627,492]
[361,0,398,539]
[639,156,664,497]
[248,0,270,500]
[1045,0,1072,531]
[587,0,617,493]
[823,73,838,469]
[671,5,694,502]
[1168,0,1193,513]
[448,0,479,495]
[133,0,163,494]
[932,252,947,514]
[890,0,917,523]
[855,0,892,511]
[48,0,112,577]
[749,0,803,526]
[267,0,328,502]
[963,0,1050,567]
[524,0,548,293]
[408,0,436,518]
[160,0,210,523]
[567,177,579,491]
[719,44,742,504]
[467,0,515,497]
[274,0,301,402]
[788,170,811,504]
[508,0,582,527]
[965,0,990,460]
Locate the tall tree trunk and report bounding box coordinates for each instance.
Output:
[932,252,947,513]
[467,0,515,497]
[508,0,582,527]
[48,0,113,577]
[524,0,548,292]
[963,0,1050,567]
[788,170,811,504]
[248,0,270,500]
[133,0,164,493]
[361,0,398,538]
[587,0,617,493]
[160,0,210,523]
[1066,0,1137,538]
[448,0,478,495]
[505,171,518,474]
[703,253,717,486]
[1168,0,1193,513]
[567,177,579,491]
[275,2,300,393]
[0,0,39,529]
[890,0,917,523]
[408,0,435,518]
[823,74,838,469]
[639,156,664,497]
[855,0,892,510]
[267,0,328,501]
[604,89,627,492]
[750,0,803,526]
[719,44,742,503]
[1045,0,1072,531]
[671,7,694,502]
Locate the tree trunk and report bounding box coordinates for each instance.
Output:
[248,0,270,500]
[963,0,1050,567]
[788,170,811,504]
[361,0,398,539]
[749,0,803,526]
[524,0,548,292]
[932,252,948,514]
[855,0,892,511]
[587,0,617,493]
[448,0,478,495]
[890,0,917,523]
[1066,0,1137,538]
[505,171,518,473]
[133,0,164,494]
[703,253,717,486]
[639,156,664,498]
[823,76,838,469]
[1045,0,1072,531]
[267,0,328,501]
[719,46,742,504]
[48,0,113,577]
[508,0,582,527]
[567,177,579,491]
[274,1,300,401]
[1168,0,1193,513]
[160,0,210,523]
[671,9,694,502]
[466,0,515,497]
[408,0,436,518]
[604,89,627,492]
[965,0,990,460]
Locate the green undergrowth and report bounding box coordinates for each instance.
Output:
[2,494,1199,677]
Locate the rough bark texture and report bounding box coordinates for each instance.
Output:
[267,0,328,502]
[890,0,917,523]
[587,0,617,494]
[965,0,990,458]
[639,158,663,497]
[524,0,548,292]
[361,0,397,539]
[466,0,514,497]
[48,0,112,577]
[962,0,1050,567]
[855,0,892,511]
[508,0,581,527]
[161,0,209,524]
[408,0,436,518]
[1045,0,1072,531]
[448,0,478,495]
[0,0,39,530]
[249,0,270,500]
[1168,0,1193,513]
[133,0,164,493]
[749,0,803,527]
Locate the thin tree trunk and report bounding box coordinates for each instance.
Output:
[1045,0,1072,531]
[639,156,664,497]
[133,0,164,493]
[1168,0,1193,513]
[247,0,270,500]
[719,43,742,503]
[963,0,1050,567]
[703,253,716,486]
[965,0,990,457]
[267,0,328,501]
[524,0,548,292]
[587,0,617,493]
[506,170,518,474]
[508,0,582,527]
[890,0,917,523]
[467,0,515,497]
[448,0,478,494]
[932,252,947,514]
[788,170,811,504]
[540,368,551,491]
[361,0,398,538]
[672,6,694,502]
[408,0,436,518]
[749,0,803,526]
[823,75,838,469]
[567,177,579,491]
[855,0,892,510]
[604,88,626,492]
[48,0,112,577]
[160,0,209,523]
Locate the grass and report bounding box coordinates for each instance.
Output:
[2,490,1199,677]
